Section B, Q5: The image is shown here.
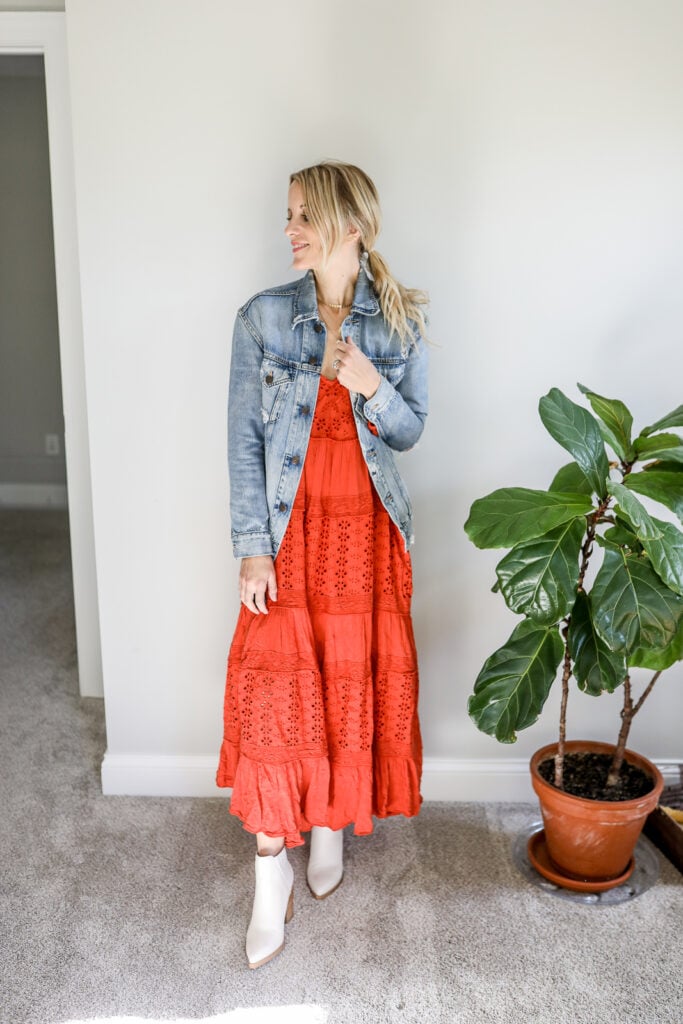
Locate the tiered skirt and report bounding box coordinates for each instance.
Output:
[216,376,422,848]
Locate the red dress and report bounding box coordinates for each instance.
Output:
[216,376,422,848]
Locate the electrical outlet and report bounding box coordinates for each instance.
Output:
[45,433,60,456]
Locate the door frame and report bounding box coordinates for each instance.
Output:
[0,12,102,698]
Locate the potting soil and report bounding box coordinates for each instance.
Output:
[538,752,655,801]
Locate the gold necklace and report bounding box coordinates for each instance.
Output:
[318,297,352,312]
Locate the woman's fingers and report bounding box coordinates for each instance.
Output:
[242,583,267,614]
[331,336,349,373]
[335,336,381,398]
[240,556,277,614]
[267,567,278,604]
[334,335,351,361]
[251,582,269,614]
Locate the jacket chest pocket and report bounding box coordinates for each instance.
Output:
[373,360,406,387]
[261,359,294,425]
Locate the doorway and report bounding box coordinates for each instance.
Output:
[0,12,102,699]
[0,54,66,508]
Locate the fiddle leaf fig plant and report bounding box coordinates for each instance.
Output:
[464,385,683,791]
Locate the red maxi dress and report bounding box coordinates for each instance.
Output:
[216,375,422,848]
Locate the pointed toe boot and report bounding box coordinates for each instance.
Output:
[307,825,344,900]
[246,847,294,969]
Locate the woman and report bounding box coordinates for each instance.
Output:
[216,160,429,969]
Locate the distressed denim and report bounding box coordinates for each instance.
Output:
[228,264,428,559]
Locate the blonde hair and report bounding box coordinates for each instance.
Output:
[289,160,428,350]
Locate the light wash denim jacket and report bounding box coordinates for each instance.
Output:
[228,263,428,559]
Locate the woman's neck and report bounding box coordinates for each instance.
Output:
[313,252,360,310]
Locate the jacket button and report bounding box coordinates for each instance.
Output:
[291,455,300,465]
[279,502,287,512]
[314,323,323,333]
[265,373,273,385]
[308,355,317,365]
[301,405,310,415]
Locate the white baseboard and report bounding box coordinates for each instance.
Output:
[100,753,682,801]
[101,753,228,798]
[0,482,67,508]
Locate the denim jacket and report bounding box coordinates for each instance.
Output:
[228,264,428,559]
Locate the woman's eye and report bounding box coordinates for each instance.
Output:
[302,214,309,222]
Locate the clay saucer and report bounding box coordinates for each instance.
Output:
[527,829,636,893]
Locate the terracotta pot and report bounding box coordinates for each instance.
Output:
[530,740,664,886]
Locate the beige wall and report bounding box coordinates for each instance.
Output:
[64,0,683,795]
[0,56,66,492]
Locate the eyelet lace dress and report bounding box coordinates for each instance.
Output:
[216,375,422,848]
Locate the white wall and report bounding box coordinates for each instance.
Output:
[64,0,683,797]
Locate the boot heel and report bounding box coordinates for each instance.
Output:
[285,887,294,923]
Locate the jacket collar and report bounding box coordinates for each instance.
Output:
[292,263,380,326]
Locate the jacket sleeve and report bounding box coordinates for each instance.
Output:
[227,308,273,558]
[357,333,429,452]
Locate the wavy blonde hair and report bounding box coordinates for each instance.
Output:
[289,160,428,350]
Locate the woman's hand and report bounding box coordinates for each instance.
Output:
[240,555,277,614]
[334,336,381,399]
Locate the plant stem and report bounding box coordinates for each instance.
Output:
[606,669,663,787]
[577,527,595,592]
[576,500,608,593]
[632,670,662,716]
[554,622,572,789]
[610,667,663,786]
[607,674,632,787]
[555,504,604,789]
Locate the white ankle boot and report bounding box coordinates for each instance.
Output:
[307,826,344,899]
[246,847,294,969]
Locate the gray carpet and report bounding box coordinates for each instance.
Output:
[1,509,682,1024]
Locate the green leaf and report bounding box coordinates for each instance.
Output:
[591,548,683,654]
[468,619,564,743]
[577,383,634,462]
[568,591,626,695]
[596,524,642,552]
[464,488,593,550]
[608,482,683,595]
[495,519,585,625]
[644,460,683,473]
[630,615,683,671]
[625,469,683,524]
[634,433,683,464]
[539,388,610,498]
[640,404,683,437]
[549,462,593,496]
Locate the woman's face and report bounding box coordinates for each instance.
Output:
[285,181,323,271]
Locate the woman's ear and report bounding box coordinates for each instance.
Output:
[346,223,361,244]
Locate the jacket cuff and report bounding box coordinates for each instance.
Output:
[362,376,395,423]
[231,530,274,559]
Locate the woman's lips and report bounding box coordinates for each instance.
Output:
[291,243,308,254]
